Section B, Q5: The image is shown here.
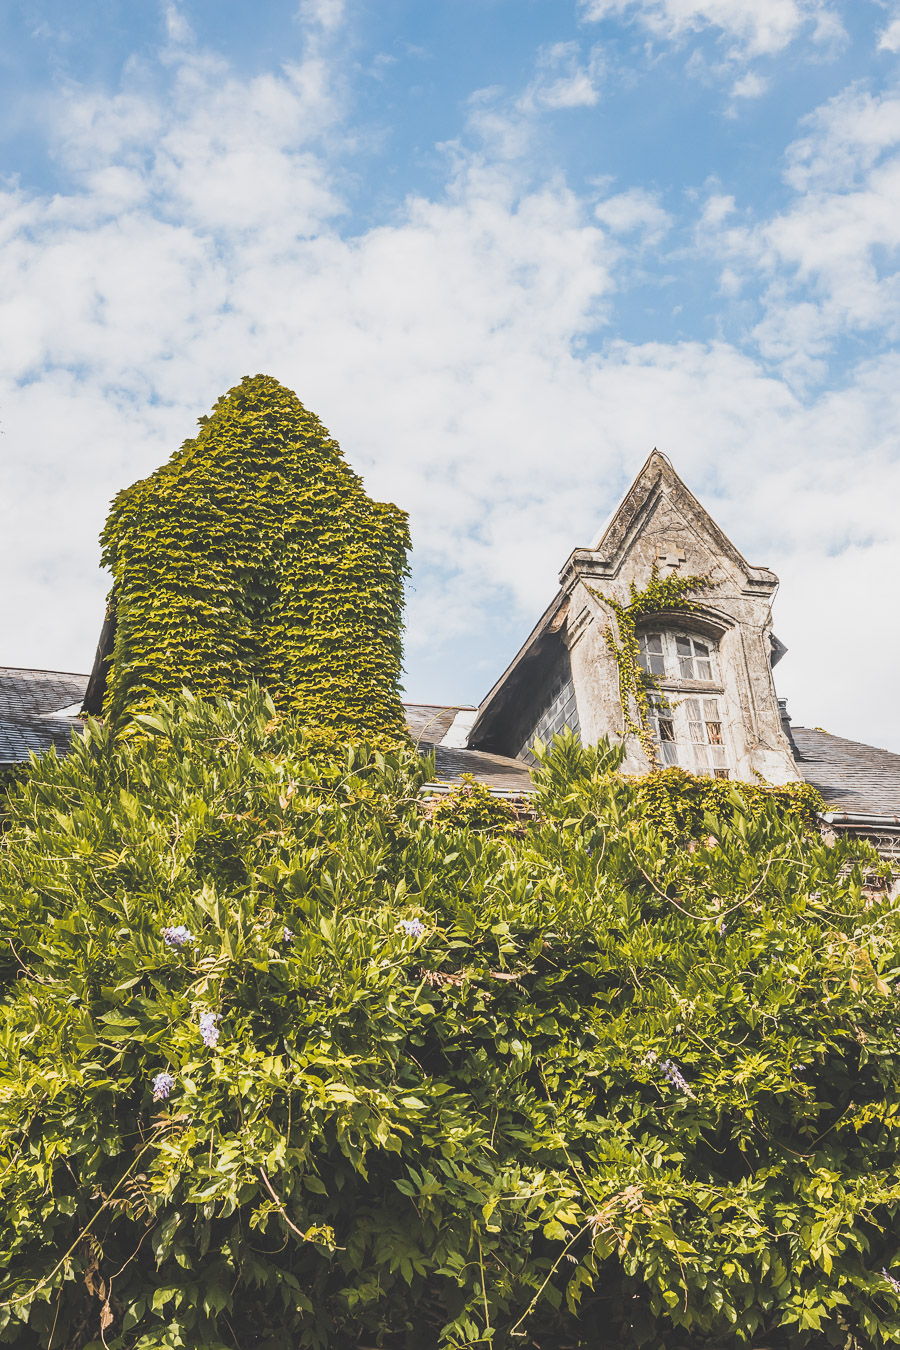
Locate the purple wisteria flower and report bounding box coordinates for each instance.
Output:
[152,1071,175,1101]
[660,1059,692,1095]
[162,925,194,948]
[282,927,294,943]
[199,1011,219,1048]
[398,918,426,938]
[882,1268,900,1294]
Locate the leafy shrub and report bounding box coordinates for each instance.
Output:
[1,692,899,1350]
[0,763,27,831]
[424,775,526,834]
[630,765,828,841]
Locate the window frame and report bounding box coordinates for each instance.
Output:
[638,629,719,685]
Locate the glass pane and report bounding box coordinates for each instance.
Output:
[702,699,719,719]
[706,721,723,745]
[660,740,679,765]
[658,718,676,741]
[693,744,710,769]
[679,656,694,678]
[689,721,705,743]
[696,659,712,680]
[685,700,701,718]
[639,634,665,676]
[693,641,710,658]
[675,636,692,655]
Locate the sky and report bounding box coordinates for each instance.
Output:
[2,0,900,751]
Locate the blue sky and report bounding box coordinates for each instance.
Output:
[2,0,900,749]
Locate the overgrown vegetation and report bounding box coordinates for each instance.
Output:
[630,766,827,840]
[0,764,28,832]
[99,375,410,739]
[1,696,899,1350]
[423,774,529,834]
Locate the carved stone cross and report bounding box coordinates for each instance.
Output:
[656,546,686,573]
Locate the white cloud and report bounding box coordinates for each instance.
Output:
[699,191,736,226]
[731,70,769,98]
[594,188,671,241]
[0,43,621,681]
[578,0,843,59]
[783,85,900,191]
[464,88,535,161]
[524,41,606,109]
[297,0,346,32]
[466,42,605,157]
[162,2,193,46]
[698,85,900,378]
[879,17,900,53]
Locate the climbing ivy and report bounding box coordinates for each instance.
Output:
[99,375,410,740]
[592,566,711,765]
[630,766,827,842]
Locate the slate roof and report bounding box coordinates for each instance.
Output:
[404,704,467,744]
[427,744,534,794]
[792,727,900,820]
[405,703,535,793]
[0,667,89,763]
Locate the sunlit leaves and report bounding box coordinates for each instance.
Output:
[0,693,897,1348]
[100,375,410,741]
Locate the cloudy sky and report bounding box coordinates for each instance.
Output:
[2,0,899,749]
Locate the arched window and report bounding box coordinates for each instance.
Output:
[639,631,715,681]
[637,629,729,778]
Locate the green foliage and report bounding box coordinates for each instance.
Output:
[593,567,711,764]
[0,764,27,795]
[2,694,900,1350]
[631,766,828,842]
[99,374,410,739]
[425,775,523,834]
[0,763,29,833]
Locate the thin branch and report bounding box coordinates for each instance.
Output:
[258,1166,309,1241]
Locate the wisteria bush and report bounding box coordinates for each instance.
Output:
[1,691,899,1349]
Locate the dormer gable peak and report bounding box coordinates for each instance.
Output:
[559,449,778,595]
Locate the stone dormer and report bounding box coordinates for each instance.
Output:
[468,450,799,785]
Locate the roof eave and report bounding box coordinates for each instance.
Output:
[467,587,567,746]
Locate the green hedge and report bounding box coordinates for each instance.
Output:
[99,374,410,739]
[0,696,898,1349]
